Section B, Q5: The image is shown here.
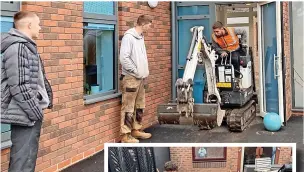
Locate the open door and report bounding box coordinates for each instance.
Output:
[257,2,284,124]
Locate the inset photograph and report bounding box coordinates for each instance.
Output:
[105,143,295,172]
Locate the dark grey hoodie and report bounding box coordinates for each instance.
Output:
[119,28,149,79]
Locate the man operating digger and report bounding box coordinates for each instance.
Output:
[211,21,247,77]
[119,15,152,143]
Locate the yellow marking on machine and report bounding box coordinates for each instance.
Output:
[197,41,201,51]
[216,82,232,88]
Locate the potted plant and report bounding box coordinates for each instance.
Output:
[164,161,178,172]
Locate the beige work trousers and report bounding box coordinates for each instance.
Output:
[120,75,145,134]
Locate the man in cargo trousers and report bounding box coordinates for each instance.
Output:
[119,15,152,143]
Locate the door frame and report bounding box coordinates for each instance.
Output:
[238,147,244,172]
[257,1,285,124]
[171,2,216,101]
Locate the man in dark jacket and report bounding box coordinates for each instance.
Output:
[1,11,53,172]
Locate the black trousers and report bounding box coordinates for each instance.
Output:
[8,120,42,172]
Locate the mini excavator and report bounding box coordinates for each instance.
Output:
[157,26,258,131]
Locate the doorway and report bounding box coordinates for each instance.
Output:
[216,1,285,124]
[243,147,277,171]
[171,1,286,125]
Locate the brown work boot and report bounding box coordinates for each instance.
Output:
[121,134,139,143]
[131,130,152,139]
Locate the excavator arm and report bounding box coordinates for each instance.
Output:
[158,26,257,131]
[175,26,225,128]
[175,26,203,117]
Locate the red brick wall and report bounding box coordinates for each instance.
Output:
[118,1,172,128]
[277,147,292,165]
[1,1,171,172]
[169,147,240,172]
[282,2,293,120]
[282,2,304,117]
[0,149,10,172]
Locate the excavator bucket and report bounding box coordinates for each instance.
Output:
[156,26,227,130]
[157,102,225,130]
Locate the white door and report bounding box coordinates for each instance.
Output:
[257,2,284,124]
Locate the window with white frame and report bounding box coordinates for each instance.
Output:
[83,1,119,104]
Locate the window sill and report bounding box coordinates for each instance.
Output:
[192,161,227,168]
[1,140,12,150]
[84,92,122,105]
[291,108,304,112]
[1,131,12,150]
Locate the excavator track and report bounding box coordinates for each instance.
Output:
[226,100,256,132]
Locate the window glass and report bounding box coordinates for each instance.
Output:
[1,17,14,31]
[177,5,210,16]
[83,24,115,95]
[84,1,114,15]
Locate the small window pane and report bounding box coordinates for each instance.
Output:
[84,1,114,15]
[177,6,210,16]
[83,24,115,95]
[227,17,249,24]
[1,17,14,32]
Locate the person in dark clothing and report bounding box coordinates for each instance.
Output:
[1,11,53,172]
